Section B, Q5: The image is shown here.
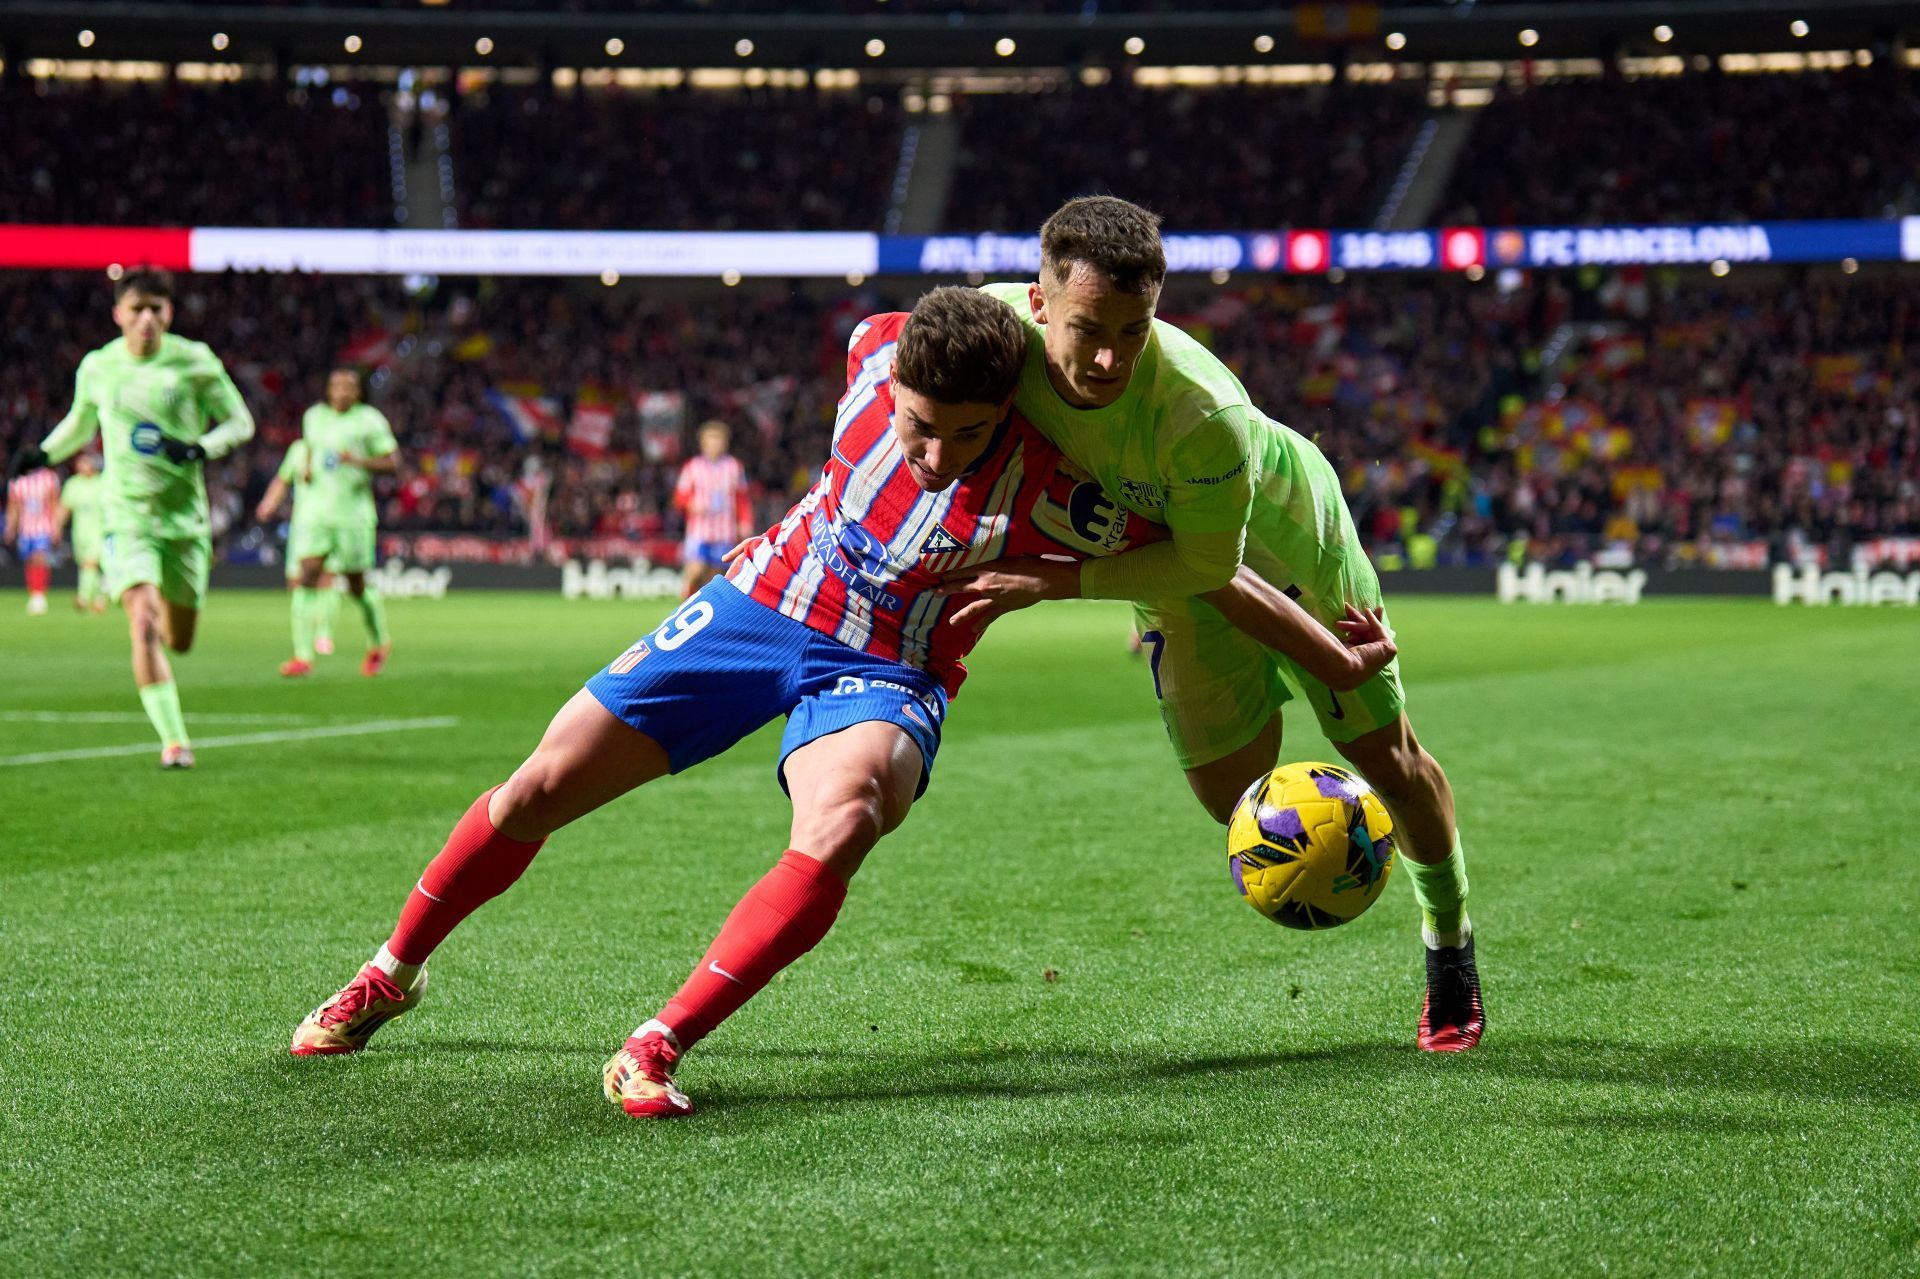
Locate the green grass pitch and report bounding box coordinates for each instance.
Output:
[2,590,1916,1277]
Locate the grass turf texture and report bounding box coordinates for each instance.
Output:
[2,591,1916,1278]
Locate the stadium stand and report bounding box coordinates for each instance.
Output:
[1438,65,1920,226]
[0,78,394,228]
[451,84,904,231]
[945,81,1428,231]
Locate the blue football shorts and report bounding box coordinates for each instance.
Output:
[682,538,737,568]
[585,578,948,795]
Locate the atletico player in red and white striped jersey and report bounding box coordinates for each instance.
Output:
[288,289,1395,1119]
[727,310,1163,698]
[672,421,753,597]
[5,465,61,615]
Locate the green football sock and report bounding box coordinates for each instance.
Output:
[77,566,101,605]
[354,585,389,647]
[138,680,189,749]
[316,586,340,647]
[1404,833,1470,942]
[291,588,317,661]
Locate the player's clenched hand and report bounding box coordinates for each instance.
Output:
[158,437,207,465]
[1331,605,1396,688]
[939,556,1078,630]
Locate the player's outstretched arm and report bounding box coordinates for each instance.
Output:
[195,357,256,459]
[1201,567,1395,692]
[255,474,291,523]
[38,359,101,466]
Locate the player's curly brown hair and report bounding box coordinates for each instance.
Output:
[1040,196,1166,295]
[893,287,1028,406]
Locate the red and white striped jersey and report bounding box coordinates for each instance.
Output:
[7,468,60,540]
[673,454,752,545]
[726,312,1164,698]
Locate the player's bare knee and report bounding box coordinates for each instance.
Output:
[804,780,892,863]
[493,755,569,837]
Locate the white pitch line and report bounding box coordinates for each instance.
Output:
[0,710,324,726]
[0,716,460,767]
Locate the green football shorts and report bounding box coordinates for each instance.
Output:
[1133,551,1406,771]
[104,529,212,610]
[289,522,377,575]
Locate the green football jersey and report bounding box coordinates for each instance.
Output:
[981,282,1355,602]
[300,402,396,528]
[58,471,104,550]
[275,439,322,528]
[980,282,1258,600]
[41,333,253,539]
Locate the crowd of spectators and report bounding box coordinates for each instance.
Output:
[0,78,394,228]
[946,80,1427,232]
[6,266,1916,573]
[1439,65,1920,226]
[1201,270,1919,570]
[451,85,904,231]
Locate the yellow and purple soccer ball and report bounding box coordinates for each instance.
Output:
[1227,762,1396,930]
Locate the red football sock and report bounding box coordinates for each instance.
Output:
[386,787,546,965]
[656,850,848,1050]
[25,563,49,594]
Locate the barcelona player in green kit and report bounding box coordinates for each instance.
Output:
[14,270,255,768]
[57,452,109,613]
[255,437,341,670]
[950,199,1483,1051]
[285,367,399,677]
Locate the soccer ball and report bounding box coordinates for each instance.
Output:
[1227,762,1396,930]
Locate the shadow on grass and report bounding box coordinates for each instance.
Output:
[237,1033,1920,1153]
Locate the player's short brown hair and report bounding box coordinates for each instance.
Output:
[114,268,174,301]
[894,287,1028,406]
[1040,196,1166,295]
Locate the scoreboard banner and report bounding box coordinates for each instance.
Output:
[2,219,1916,277]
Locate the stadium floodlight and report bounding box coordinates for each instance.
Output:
[1653,25,1673,43]
[212,33,230,51]
[1254,35,1275,54]
[1518,29,1540,48]
[1790,20,1809,38]
[1124,36,1145,56]
[344,34,363,53]
[77,29,95,48]
[605,38,624,57]
[475,37,494,56]
[996,38,1016,57]
[735,38,754,57]
[1385,32,1407,51]
[866,38,885,57]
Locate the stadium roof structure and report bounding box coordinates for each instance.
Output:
[1,0,1914,70]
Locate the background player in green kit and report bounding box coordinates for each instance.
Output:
[57,452,108,612]
[255,437,341,675]
[949,198,1483,1051]
[295,367,400,677]
[15,269,255,769]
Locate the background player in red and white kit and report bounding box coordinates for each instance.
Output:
[289,289,1394,1119]
[673,419,753,598]
[5,463,62,616]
